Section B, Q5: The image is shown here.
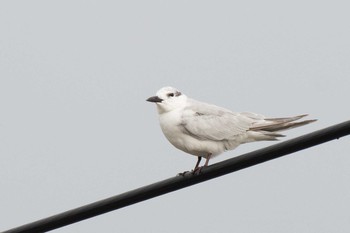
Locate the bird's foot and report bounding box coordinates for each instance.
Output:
[178,165,207,176]
[177,171,191,176]
[177,168,202,176]
[191,166,203,175]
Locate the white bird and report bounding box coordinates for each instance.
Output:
[147,86,316,172]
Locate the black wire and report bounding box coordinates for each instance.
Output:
[3,120,350,233]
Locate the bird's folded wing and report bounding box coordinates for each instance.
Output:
[180,99,253,141]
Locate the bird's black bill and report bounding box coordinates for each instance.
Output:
[146,96,163,103]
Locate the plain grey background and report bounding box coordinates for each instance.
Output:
[1,1,350,232]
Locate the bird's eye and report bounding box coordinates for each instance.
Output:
[167,93,174,97]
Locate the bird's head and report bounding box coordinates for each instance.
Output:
[146,86,187,114]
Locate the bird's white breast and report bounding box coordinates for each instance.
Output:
[158,108,228,157]
[158,109,185,149]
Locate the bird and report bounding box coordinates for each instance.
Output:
[147,86,316,173]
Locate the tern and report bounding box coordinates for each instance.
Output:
[147,86,316,173]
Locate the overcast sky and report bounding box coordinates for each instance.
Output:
[1,1,350,232]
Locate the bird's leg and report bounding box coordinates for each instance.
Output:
[194,156,202,170]
[192,156,202,174]
[179,154,212,176]
[177,157,202,176]
[204,153,212,167]
[193,153,212,174]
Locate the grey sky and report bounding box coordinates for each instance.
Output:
[1,1,350,232]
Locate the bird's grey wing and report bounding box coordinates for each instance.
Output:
[180,99,253,141]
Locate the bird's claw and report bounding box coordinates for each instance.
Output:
[192,166,203,175]
[177,166,206,176]
[177,168,202,176]
[177,171,191,176]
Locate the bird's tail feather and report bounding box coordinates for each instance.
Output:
[264,114,308,123]
[249,114,317,140]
